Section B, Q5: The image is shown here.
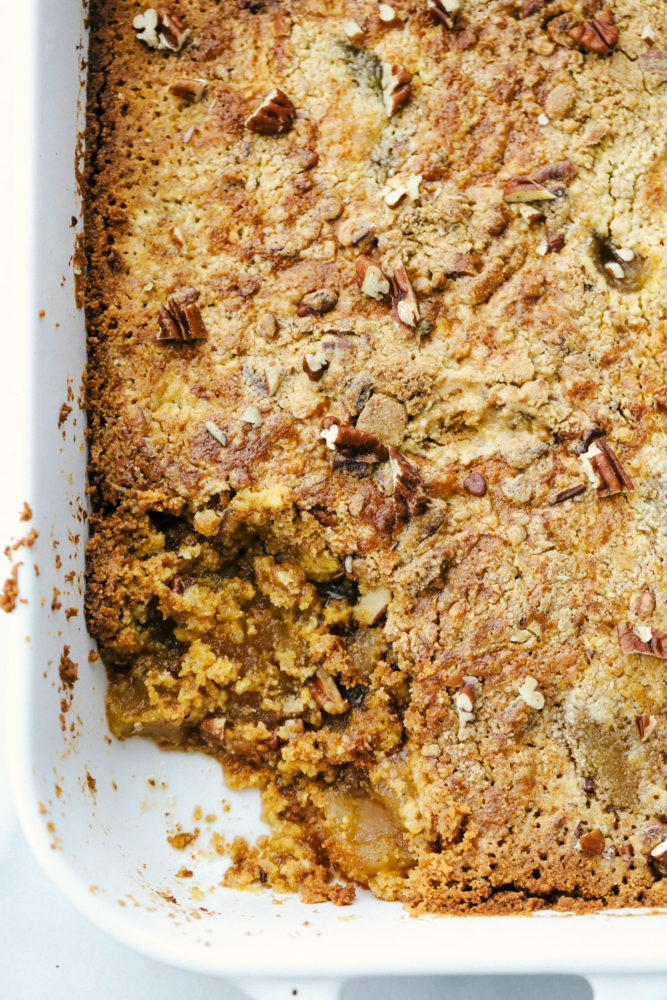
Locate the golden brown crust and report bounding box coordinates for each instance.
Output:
[85,0,667,912]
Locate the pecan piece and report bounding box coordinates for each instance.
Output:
[320,419,389,463]
[636,587,656,617]
[552,483,586,504]
[169,78,207,103]
[245,89,295,135]
[205,420,228,446]
[297,289,338,316]
[580,440,633,497]
[651,837,667,865]
[159,12,190,51]
[504,178,556,203]
[463,471,487,497]
[353,587,392,625]
[309,668,348,715]
[517,676,544,710]
[389,446,428,515]
[200,716,225,744]
[546,232,566,253]
[342,19,365,43]
[530,160,576,185]
[579,829,605,857]
[654,385,667,407]
[618,622,667,659]
[303,350,329,381]
[378,3,401,26]
[574,424,605,455]
[332,454,372,478]
[455,682,476,724]
[390,261,420,328]
[382,63,412,117]
[426,0,460,28]
[520,0,546,15]
[157,298,207,341]
[570,9,618,55]
[133,9,190,51]
[636,714,657,742]
[372,502,399,534]
[444,252,482,278]
[355,255,391,300]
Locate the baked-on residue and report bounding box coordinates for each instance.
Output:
[85,0,667,912]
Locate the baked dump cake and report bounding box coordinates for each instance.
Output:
[85,0,667,912]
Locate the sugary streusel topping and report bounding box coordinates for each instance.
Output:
[85,0,667,912]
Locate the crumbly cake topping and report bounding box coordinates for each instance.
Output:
[85,0,667,912]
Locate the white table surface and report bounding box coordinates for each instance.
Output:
[0,802,590,1000]
[0,2,594,996]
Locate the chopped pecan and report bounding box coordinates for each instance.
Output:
[303,350,329,381]
[636,587,656,617]
[290,147,319,170]
[552,483,586,504]
[504,178,556,203]
[570,9,618,55]
[160,11,190,50]
[320,419,389,462]
[636,714,657,742]
[444,252,482,278]
[342,19,365,43]
[455,682,476,724]
[297,289,338,316]
[169,78,207,103]
[574,424,605,455]
[517,676,544,710]
[580,440,633,497]
[519,203,544,225]
[463,471,487,497]
[245,89,295,135]
[390,261,420,327]
[579,829,605,857]
[531,160,576,185]
[651,837,667,864]
[382,63,412,117]
[205,420,228,446]
[157,298,207,341]
[309,668,348,714]
[546,232,565,253]
[372,502,399,534]
[520,0,546,15]
[133,8,160,47]
[355,255,391,300]
[618,622,667,659]
[353,587,392,625]
[200,716,225,744]
[133,9,190,51]
[241,404,263,427]
[389,446,428,515]
[654,385,667,407]
[331,454,371,478]
[583,777,596,795]
[426,0,460,28]
[258,311,278,338]
[378,3,401,25]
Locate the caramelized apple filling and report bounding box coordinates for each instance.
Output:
[102,515,411,890]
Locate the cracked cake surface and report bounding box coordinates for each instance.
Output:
[85,0,667,912]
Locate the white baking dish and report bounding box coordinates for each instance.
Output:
[6,2,667,997]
